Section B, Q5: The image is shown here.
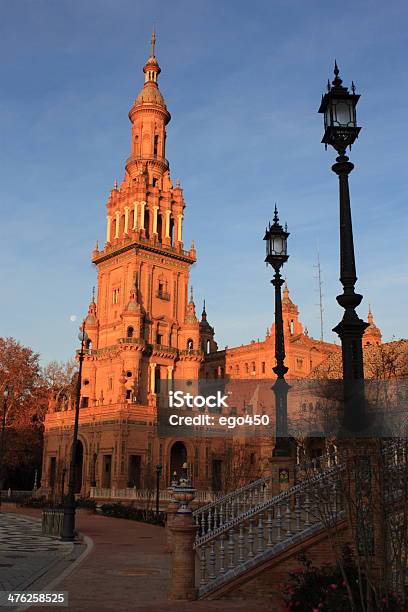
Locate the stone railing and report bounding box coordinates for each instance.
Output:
[193,476,274,541]
[42,508,64,537]
[194,464,344,598]
[193,440,408,598]
[89,487,216,504]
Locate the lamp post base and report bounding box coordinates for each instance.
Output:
[61,498,76,541]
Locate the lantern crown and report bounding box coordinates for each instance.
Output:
[318,62,361,152]
[264,205,289,269]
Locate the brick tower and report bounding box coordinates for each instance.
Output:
[87,31,201,407]
[42,36,212,495]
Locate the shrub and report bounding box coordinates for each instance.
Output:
[284,547,401,611]
[76,496,97,510]
[99,502,165,526]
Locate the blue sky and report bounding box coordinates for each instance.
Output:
[0,0,407,364]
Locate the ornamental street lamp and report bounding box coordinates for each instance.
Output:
[60,468,67,504]
[91,453,97,488]
[155,464,162,519]
[318,62,368,433]
[61,324,88,540]
[0,386,10,511]
[264,206,291,456]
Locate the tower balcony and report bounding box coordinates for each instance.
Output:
[93,234,196,265]
[125,154,169,177]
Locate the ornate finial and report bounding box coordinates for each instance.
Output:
[351,81,356,94]
[94,239,99,251]
[92,286,96,303]
[202,299,207,320]
[332,60,343,87]
[176,178,181,188]
[273,204,279,225]
[190,286,194,303]
[190,239,195,251]
[284,222,288,232]
[368,303,373,323]
[114,179,118,190]
[150,27,156,57]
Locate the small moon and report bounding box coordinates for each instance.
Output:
[70,315,77,322]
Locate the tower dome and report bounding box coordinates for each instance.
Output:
[363,306,382,346]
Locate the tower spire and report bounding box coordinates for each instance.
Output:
[150,27,156,57]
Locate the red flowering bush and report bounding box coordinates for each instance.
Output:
[284,547,401,611]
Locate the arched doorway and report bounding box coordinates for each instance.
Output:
[170,441,187,483]
[74,440,84,494]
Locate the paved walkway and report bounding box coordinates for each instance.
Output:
[0,511,85,611]
[4,505,271,611]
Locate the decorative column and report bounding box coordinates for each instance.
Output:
[177,214,183,243]
[140,201,146,231]
[168,468,198,600]
[114,211,120,239]
[149,363,156,394]
[124,206,129,234]
[165,210,171,240]
[167,365,174,392]
[152,206,159,235]
[106,215,112,243]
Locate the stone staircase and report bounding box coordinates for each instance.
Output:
[192,440,406,599]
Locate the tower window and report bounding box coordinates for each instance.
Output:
[156,332,163,345]
[261,362,266,374]
[154,135,159,156]
[127,326,134,338]
[290,320,294,335]
[126,389,132,400]
[152,177,158,187]
[187,338,194,350]
[81,397,89,408]
[112,288,120,304]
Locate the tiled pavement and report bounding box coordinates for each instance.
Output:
[3,507,273,611]
[0,512,86,610]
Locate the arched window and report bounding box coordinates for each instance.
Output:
[127,326,134,339]
[290,320,294,335]
[206,339,211,354]
[145,209,150,238]
[157,213,163,241]
[245,363,249,374]
[187,338,194,350]
[169,217,175,246]
[85,339,92,350]
[154,135,159,156]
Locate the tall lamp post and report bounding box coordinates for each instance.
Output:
[0,386,10,511]
[61,324,88,540]
[264,206,291,456]
[155,464,162,519]
[318,63,368,433]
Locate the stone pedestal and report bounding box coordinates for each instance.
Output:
[165,498,179,553]
[168,510,198,600]
[270,455,295,497]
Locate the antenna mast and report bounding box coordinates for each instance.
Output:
[314,249,324,342]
